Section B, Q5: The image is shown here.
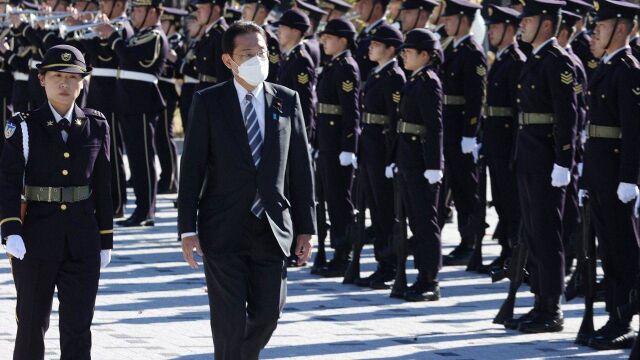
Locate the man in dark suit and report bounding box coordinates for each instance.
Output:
[178,21,316,360]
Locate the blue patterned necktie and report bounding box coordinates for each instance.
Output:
[243,92,264,218]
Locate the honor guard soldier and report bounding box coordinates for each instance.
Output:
[177,10,202,132]
[399,0,439,33]
[95,0,168,227]
[439,0,487,267]
[506,0,579,333]
[355,23,404,288]
[275,8,317,132]
[274,9,318,266]
[80,0,134,218]
[319,0,352,21]
[565,0,599,77]
[1,1,38,113]
[0,0,13,155]
[354,0,388,84]
[315,18,360,277]
[241,0,282,82]
[394,28,444,301]
[581,0,640,350]
[157,5,187,194]
[482,4,525,272]
[296,0,327,68]
[558,9,588,274]
[0,44,113,360]
[193,0,231,90]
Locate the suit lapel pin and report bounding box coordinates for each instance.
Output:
[75,119,83,127]
[46,121,54,127]
[273,98,283,114]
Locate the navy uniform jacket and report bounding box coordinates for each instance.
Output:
[82,20,136,114]
[303,35,321,68]
[277,44,317,131]
[264,26,281,83]
[582,48,640,192]
[631,36,640,61]
[2,27,31,75]
[178,38,200,80]
[108,24,168,115]
[442,36,487,145]
[361,60,405,165]
[570,30,599,79]
[514,39,578,174]
[483,43,525,161]
[395,65,443,171]
[0,105,113,260]
[355,19,386,83]
[566,46,588,157]
[195,18,231,84]
[315,50,360,153]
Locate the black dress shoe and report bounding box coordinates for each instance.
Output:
[317,257,349,278]
[504,308,538,330]
[364,266,396,290]
[443,244,474,266]
[116,216,155,227]
[588,322,636,350]
[518,297,564,333]
[157,185,178,195]
[477,253,509,274]
[404,281,440,302]
[113,210,124,219]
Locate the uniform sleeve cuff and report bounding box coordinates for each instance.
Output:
[181,232,197,240]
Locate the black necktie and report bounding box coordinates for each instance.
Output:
[59,118,71,133]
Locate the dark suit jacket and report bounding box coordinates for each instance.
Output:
[178,80,316,257]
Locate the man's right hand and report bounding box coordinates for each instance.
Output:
[181,234,203,269]
[5,235,26,260]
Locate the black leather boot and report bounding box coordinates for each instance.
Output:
[318,249,350,278]
[504,295,540,330]
[442,243,474,266]
[518,296,564,333]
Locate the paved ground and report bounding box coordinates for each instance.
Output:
[0,170,634,359]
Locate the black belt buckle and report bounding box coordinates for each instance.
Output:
[60,187,75,203]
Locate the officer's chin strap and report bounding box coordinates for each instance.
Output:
[410,9,422,32]
[205,4,214,28]
[530,15,543,46]
[498,23,507,49]
[453,14,463,37]
[250,3,259,22]
[604,18,619,51]
[365,2,375,25]
[137,6,150,32]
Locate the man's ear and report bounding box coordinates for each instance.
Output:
[222,53,236,73]
[38,73,45,87]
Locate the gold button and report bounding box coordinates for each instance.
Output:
[60,204,67,210]
[601,94,605,98]
[531,85,535,89]
[614,148,619,153]
[588,91,591,95]
[450,72,454,76]
[204,56,207,60]
[517,99,520,103]
[505,124,510,128]
[62,170,69,176]
[411,136,417,141]
[63,152,70,158]
[329,121,335,126]
[517,84,522,89]
[519,125,523,129]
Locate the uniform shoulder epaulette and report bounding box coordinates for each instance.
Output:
[83,108,106,120]
[547,45,565,58]
[621,54,640,69]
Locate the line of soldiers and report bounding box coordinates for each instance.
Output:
[1,0,639,354]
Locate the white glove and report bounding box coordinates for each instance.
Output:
[578,189,587,207]
[385,163,396,179]
[339,152,356,167]
[580,129,588,146]
[577,162,583,177]
[550,164,571,187]
[4,235,26,260]
[461,137,478,154]
[100,249,112,269]
[634,195,640,218]
[424,169,443,184]
[617,182,639,204]
[472,143,482,164]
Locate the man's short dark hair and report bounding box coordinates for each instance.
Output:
[222,21,267,55]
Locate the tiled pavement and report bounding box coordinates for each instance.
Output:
[0,184,633,359]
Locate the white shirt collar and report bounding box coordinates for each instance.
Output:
[453,33,473,48]
[48,103,74,124]
[374,58,396,73]
[411,65,428,77]
[233,78,264,104]
[283,42,303,57]
[532,37,556,55]
[364,17,385,33]
[603,45,630,63]
[496,43,514,60]
[332,50,348,60]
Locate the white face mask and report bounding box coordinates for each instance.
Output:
[234,55,269,86]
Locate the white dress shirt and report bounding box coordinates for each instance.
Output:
[181,79,267,240]
[233,78,265,138]
[48,102,74,143]
[532,37,556,55]
[453,33,473,48]
[603,45,630,63]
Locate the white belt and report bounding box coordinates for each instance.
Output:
[183,75,198,84]
[91,68,158,84]
[28,59,41,70]
[12,72,29,81]
[158,76,175,84]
